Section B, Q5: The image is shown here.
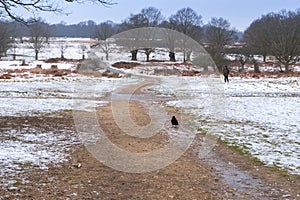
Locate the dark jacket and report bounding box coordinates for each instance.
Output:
[223,66,229,76]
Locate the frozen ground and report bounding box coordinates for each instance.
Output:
[1,36,299,191]
[6,37,94,62]
[0,76,141,189]
[150,76,300,175]
[0,76,141,116]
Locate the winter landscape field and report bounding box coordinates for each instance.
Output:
[0,37,299,198]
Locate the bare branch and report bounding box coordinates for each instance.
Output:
[0,0,116,24]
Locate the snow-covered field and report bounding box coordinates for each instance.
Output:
[1,37,299,191]
[0,76,141,116]
[6,37,94,62]
[0,76,141,189]
[151,76,300,175]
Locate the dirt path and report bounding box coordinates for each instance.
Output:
[1,77,299,199]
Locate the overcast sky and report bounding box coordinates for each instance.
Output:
[38,0,299,31]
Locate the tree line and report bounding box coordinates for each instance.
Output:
[0,3,299,72]
[0,7,240,65]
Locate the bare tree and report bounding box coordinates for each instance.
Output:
[122,6,164,29]
[114,27,159,62]
[93,21,118,61]
[267,11,300,72]
[169,7,202,40]
[140,7,164,27]
[115,30,139,61]
[162,28,177,61]
[118,7,164,60]
[80,44,87,60]
[226,45,252,72]
[122,13,148,29]
[243,18,270,62]
[28,20,48,60]
[159,21,178,61]
[94,21,117,40]
[10,41,17,60]
[244,10,300,72]
[0,22,12,59]
[59,42,69,59]
[97,39,114,60]
[204,17,237,71]
[167,7,202,62]
[0,0,115,23]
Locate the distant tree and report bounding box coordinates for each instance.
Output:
[0,0,115,23]
[243,17,271,62]
[28,20,48,60]
[160,27,178,61]
[244,10,300,72]
[140,7,164,27]
[122,7,164,30]
[11,39,18,60]
[173,34,197,62]
[204,17,237,71]
[267,11,300,72]
[122,13,147,29]
[94,21,117,40]
[59,42,69,59]
[168,7,202,41]
[80,44,87,60]
[167,7,202,62]
[115,27,158,61]
[115,29,139,60]
[159,21,176,61]
[225,45,252,71]
[133,28,158,62]
[93,21,117,61]
[249,55,260,73]
[0,22,12,59]
[119,8,163,60]
[100,40,113,60]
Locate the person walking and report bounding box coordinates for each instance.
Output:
[223,65,230,83]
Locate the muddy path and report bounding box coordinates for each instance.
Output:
[105,76,300,199]
[72,75,299,199]
[1,76,299,199]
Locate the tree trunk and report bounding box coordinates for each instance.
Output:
[238,57,245,72]
[239,64,245,72]
[217,65,223,73]
[169,52,176,62]
[212,65,217,72]
[254,62,260,73]
[263,54,266,62]
[35,51,38,60]
[131,49,138,61]
[284,64,289,73]
[143,48,153,62]
[186,50,192,62]
[106,52,109,60]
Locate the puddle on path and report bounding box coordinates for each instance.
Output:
[198,149,285,199]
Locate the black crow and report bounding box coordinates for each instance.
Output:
[171,116,179,128]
